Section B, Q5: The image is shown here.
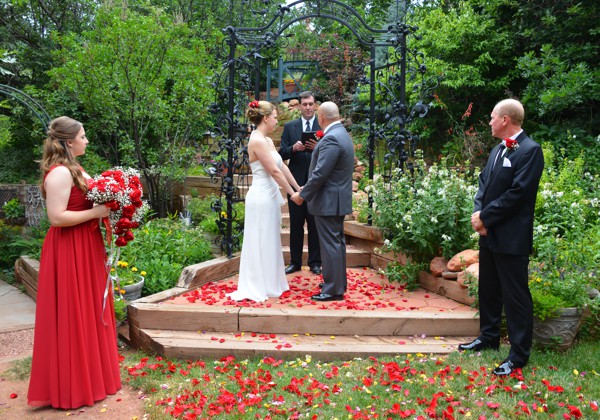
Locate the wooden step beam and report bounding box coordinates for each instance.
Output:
[133,328,474,361]
[129,302,479,337]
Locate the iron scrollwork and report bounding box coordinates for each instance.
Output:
[206,0,434,257]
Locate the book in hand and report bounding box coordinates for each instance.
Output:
[301,131,317,145]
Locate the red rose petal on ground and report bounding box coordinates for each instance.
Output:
[10,393,17,399]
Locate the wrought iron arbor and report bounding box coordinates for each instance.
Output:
[206,0,434,258]
[0,84,51,130]
[0,84,50,226]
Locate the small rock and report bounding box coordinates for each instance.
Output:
[430,257,449,277]
[442,271,459,280]
[447,249,479,271]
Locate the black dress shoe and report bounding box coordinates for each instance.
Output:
[285,264,301,275]
[458,338,499,352]
[310,265,322,275]
[492,359,522,376]
[311,293,344,301]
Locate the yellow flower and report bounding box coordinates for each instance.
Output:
[131,267,138,273]
[141,271,147,276]
[221,211,227,219]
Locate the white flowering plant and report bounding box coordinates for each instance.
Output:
[372,151,479,263]
[530,144,600,319]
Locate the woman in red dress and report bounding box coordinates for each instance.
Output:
[28,116,122,409]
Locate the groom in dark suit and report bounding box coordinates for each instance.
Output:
[279,91,321,276]
[291,102,355,301]
[459,99,544,376]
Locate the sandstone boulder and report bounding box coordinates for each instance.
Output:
[447,249,479,271]
[430,257,449,277]
[457,263,479,288]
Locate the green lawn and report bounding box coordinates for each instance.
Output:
[120,342,600,419]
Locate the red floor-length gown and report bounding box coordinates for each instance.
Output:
[28,167,121,409]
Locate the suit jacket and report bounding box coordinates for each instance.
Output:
[474,131,544,255]
[300,123,355,216]
[279,118,321,186]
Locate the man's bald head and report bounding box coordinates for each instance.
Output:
[317,102,341,127]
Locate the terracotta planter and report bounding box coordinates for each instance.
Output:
[284,82,297,94]
[533,307,583,351]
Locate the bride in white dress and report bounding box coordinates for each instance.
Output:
[227,100,302,302]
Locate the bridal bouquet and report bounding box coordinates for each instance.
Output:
[86,167,148,247]
[87,167,149,307]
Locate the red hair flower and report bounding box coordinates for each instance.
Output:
[249,100,259,109]
[315,130,325,140]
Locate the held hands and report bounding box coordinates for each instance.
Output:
[290,191,304,205]
[471,211,488,236]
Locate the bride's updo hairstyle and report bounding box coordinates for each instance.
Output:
[246,100,275,126]
[39,116,88,198]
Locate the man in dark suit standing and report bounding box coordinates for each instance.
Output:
[279,91,321,276]
[291,102,355,301]
[459,99,544,376]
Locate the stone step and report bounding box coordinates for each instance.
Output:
[281,246,371,267]
[280,228,304,246]
[132,329,474,361]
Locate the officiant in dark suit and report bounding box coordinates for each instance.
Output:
[290,101,354,301]
[279,91,321,276]
[459,99,544,376]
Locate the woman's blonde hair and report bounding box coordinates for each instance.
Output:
[40,116,88,198]
[246,100,276,126]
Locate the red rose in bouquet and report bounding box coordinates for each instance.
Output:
[87,167,148,248]
[87,167,148,308]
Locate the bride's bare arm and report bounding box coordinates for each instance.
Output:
[251,138,296,196]
[281,164,301,191]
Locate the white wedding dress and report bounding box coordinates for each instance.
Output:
[227,151,290,302]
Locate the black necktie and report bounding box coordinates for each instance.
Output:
[305,120,311,132]
[493,145,505,169]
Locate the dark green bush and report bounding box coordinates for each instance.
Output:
[186,194,245,237]
[118,218,213,296]
[0,220,23,268]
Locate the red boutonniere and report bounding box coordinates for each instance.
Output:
[503,138,519,150]
[249,100,259,109]
[315,130,325,140]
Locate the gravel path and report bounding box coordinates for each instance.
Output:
[0,329,34,360]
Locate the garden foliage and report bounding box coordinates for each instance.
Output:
[529,144,600,319]
[372,152,478,262]
[118,218,213,296]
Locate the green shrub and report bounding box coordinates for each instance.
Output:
[0,220,24,268]
[186,194,245,238]
[2,198,25,220]
[384,260,426,292]
[372,152,479,262]
[119,218,213,296]
[8,215,50,262]
[113,297,129,324]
